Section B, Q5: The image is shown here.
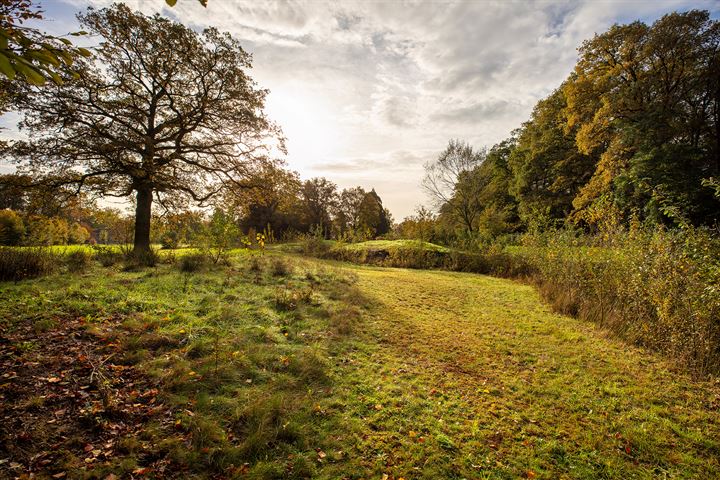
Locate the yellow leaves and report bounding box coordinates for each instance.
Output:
[256,233,266,250]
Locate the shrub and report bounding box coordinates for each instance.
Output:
[66,249,93,273]
[92,245,122,267]
[384,246,445,269]
[300,233,330,257]
[270,258,293,277]
[160,231,181,249]
[179,253,209,273]
[0,210,25,246]
[0,247,56,281]
[199,209,239,265]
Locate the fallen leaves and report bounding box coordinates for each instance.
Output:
[0,315,173,478]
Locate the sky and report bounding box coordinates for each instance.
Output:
[2,0,719,219]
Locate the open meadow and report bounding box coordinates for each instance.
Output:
[1,248,719,479]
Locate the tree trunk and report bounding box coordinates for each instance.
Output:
[133,186,153,253]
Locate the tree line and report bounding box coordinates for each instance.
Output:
[416,10,720,243]
[0,169,393,247]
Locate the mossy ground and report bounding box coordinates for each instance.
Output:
[1,250,718,479]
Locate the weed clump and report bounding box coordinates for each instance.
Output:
[179,253,209,273]
[92,245,122,267]
[271,257,294,277]
[0,247,56,281]
[330,305,362,335]
[123,248,160,270]
[66,249,93,273]
[274,286,313,311]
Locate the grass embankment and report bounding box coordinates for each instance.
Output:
[1,251,719,478]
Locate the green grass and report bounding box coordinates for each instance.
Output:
[1,252,719,478]
[341,239,450,253]
[321,265,720,479]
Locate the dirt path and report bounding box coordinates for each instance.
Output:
[323,265,720,479]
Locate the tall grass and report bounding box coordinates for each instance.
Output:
[0,247,56,281]
[522,227,720,375]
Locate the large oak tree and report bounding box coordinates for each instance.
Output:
[5,4,282,253]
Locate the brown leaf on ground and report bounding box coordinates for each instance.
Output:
[0,316,177,478]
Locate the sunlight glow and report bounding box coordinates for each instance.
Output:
[264,89,341,174]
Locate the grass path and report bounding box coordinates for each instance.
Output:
[321,265,720,479]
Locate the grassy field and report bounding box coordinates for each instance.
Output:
[1,251,719,479]
[340,240,449,253]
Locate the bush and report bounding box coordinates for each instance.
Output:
[384,246,445,269]
[0,247,56,281]
[92,245,122,267]
[179,253,209,273]
[66,249,93,273]
[0,210,25,246]
[123,247,160,270]
[160,231,180,249]
[300,233,330,256]
[270,258,293,277]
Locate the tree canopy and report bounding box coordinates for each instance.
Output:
[422,139,486,233]
[433,10,720,236]
[0,0,91,85]
[4,4,283,253]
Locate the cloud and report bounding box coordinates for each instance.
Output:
[430,99,522,125]
[313,149,432,174]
